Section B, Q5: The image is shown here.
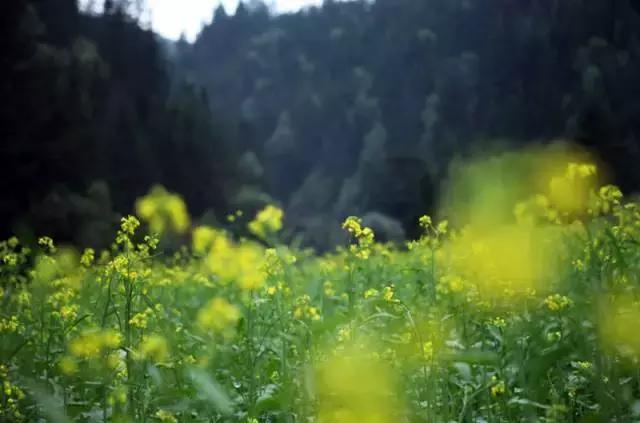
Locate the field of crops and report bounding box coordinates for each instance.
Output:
[3,148,640,422]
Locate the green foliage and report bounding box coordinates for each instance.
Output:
[1,1,236,245]
[179,0,640,246]
[2,155,640,421]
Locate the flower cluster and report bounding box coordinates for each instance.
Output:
[248,205,284,240]
[136,185,190,234]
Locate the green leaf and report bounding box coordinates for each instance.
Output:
[187,368,234,416]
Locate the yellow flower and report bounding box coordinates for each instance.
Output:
[548,162,597,215]
[436,220,449,235]
[136,186,190,234]
[323,281,335,297]
[337,327,352,343]
[138,335,169,363]
[155,409,178,423]
[60,304,79,321]
[446,224,562,301]
[342,217,375,259]
[120,216,140,236]
[129,308,153,329]
[106,352,123,370]
[293,295,321,321]
[418,215,432,229]
[382,286,395,302]
[364,288,379,299]
[248,205,284,239]
[422,341,434,361]
[544,294,573,311]
[315,342,401,423]
[58,356,78,376]
[575,361,592,370]
[205,236,267,291]
[599,296,640,359]
[80,248,96,267]
[103,330,122,348]
[69,329,122,359]
[0,316,20,333]
[7,237,19,248]
[192,226,219,254]
[197,297,241,336]
[38,236,56,253]
[80,248,95,267]
[490,377,506,397]
[342,216,364,236]
[490,317,507,328]
[546,331,562,342]
[236,244,267,290]
[308,306,321,321]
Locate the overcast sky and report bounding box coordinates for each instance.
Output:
[144,0,324,41]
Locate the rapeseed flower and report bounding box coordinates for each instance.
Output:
[548,162,597,215]
[599,296,640,360]
[68,329,122,359]
[197,297,241,337]
[155,410,178,423]
[129,307,154,329]
[490,376,506,397]
[192,225,219,254]
[446,224,561,300]
[248,205,283,240]
[80,248,95,267]
[293,295,321,321]
[364,288,379,299]
[137,335,169,363]
[342,216,375,259]
[38,236,56,253]
[205,236,267,290]
[314,342,402,423]
[58,356,79,376]
[136,186,190,234]
[544,294,573,311]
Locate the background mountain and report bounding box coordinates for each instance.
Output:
[175,0,640,246]
[5,0,640,248]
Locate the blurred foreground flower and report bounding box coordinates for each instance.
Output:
[314,343,402,423]
[438,148,591,302]
[599,296,640,361]
[547,162,597,215]
[137,334,169,363]
[192,225,220,254]
[68,329,122,359]
[445,224,562,300]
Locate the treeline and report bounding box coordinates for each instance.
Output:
[1,1,236,246]
[5,1,640,250]
[177,0,640,247]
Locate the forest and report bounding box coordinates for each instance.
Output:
[4,0,640,421]
[5,0,640,248]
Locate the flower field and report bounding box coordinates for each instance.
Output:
[3,148,640,422]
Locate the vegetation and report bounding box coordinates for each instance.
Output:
[6,1,640,250]
[5,1,640,420]
[180,0,640,247]
[3,148,640,421]
[2,0,235,245]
